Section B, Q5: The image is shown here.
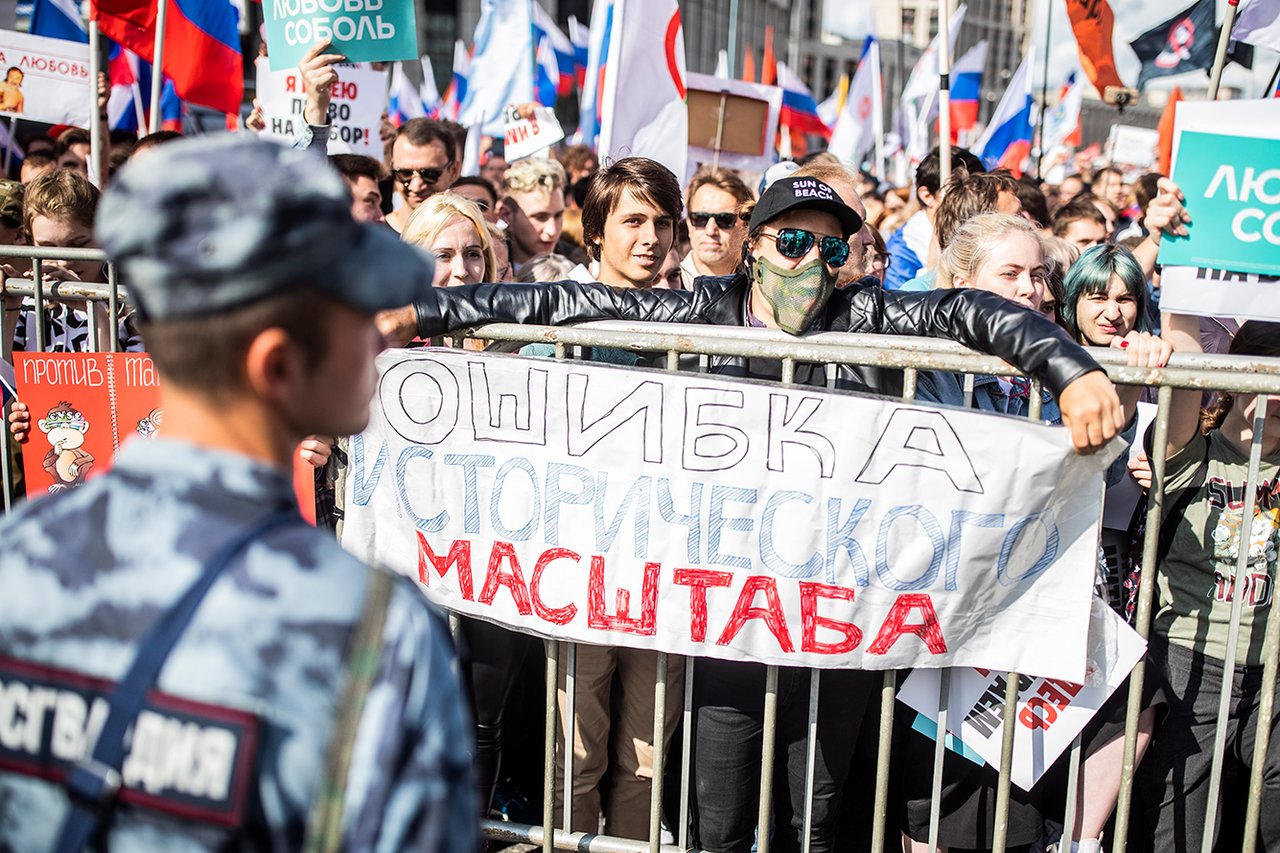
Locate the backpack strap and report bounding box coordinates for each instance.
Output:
[55,510,300,853]
[303,568,396,853]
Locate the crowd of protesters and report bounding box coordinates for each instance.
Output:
[0,43,1278,853]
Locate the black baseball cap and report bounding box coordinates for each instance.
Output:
[748,175,863,239]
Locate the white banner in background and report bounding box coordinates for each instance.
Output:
[255,57,387,155]
[0,28,91,126]
[1159,266,1280,323]
[343,350,1117,680]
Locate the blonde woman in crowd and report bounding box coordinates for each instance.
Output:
[401,191,497,288]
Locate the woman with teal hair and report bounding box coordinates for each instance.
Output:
[1055,242,1169,853]
[1061,243,1154,352]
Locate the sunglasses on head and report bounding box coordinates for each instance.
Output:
[760,228,850,267]
[393,164,452,186]
[689,211,737,230]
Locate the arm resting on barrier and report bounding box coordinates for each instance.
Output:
[408,280,703,341]
[858,285,1123,453]
[865,285,1103,397]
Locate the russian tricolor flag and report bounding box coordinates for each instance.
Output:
[91,0,242,116]
[440,39,470,121]
[107,45,183,133]
[568,15,589,89]
[776,61,831,139]
[575,0,614,148]
[949,41,987,143]
[532,2,575,99]
[976,48,1035,176]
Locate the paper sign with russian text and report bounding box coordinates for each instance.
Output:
[1159,266,1280,323]
[14,353,316,521]
[262,0,417,71]
[342,349,1118,680]
[504,105,565,162]
[0,28,91,126]
[898,597,1146,790]
[1159,99,1280,278]
[255,57,386,155]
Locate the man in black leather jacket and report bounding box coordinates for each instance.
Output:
[376,170,1124,852]
[381,172,1122,454]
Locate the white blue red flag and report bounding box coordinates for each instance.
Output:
[949,41,987,143]
[776,61,831,138]
[976,47,1035,176]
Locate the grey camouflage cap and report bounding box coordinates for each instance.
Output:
[96,135,434,321]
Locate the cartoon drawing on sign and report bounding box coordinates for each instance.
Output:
[37,401,95,493]
[136,407,164,440]
[0,67,25,114]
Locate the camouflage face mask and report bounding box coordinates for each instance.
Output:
[751,254,837,335]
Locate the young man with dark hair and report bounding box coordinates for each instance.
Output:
[451,175,500,222]
[0,135,475,850]
[884,145,986,289]
[52,128,91,173]
[681,166,754,286]
[543,156,687,836]
[1053,197,1110,251]
[580,156,684,289]
[328,153,387,224]
[129,130,184,161]
[19,151,55,183]
[1016,176,1051,230]
[386,117,460,233]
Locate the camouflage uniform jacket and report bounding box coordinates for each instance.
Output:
[0,438,476,851]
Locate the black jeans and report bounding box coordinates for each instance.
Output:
[1135,638,1280,852]
[691,658,877,853]
[459,617,539,811]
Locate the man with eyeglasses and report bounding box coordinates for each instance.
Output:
[680,167,754,288]
[385,118,460,234]
[379,167,1126,852]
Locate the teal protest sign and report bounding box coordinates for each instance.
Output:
[1159,130,1280,276]
[263,0,418,71]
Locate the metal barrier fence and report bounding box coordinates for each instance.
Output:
[453,320,1280,853]
[4,243,1280,853]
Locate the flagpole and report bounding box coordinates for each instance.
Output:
[727,0,740,77]
[149,0,169,133]
[1034,4,1052,179]
[937,0,953,185]
[88,21,105,188]
[2,118,14,178]
[1206,0,1241,100]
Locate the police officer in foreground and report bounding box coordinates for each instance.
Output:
[0,136,476,850]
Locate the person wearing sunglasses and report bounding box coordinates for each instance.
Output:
[680,167,754,288]
[385,167,1122,452]
[385,118,460,234]
[378,165,1125,850]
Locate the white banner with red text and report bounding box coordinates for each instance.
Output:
[342,349,1117,680]
[898,597,1147,790]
